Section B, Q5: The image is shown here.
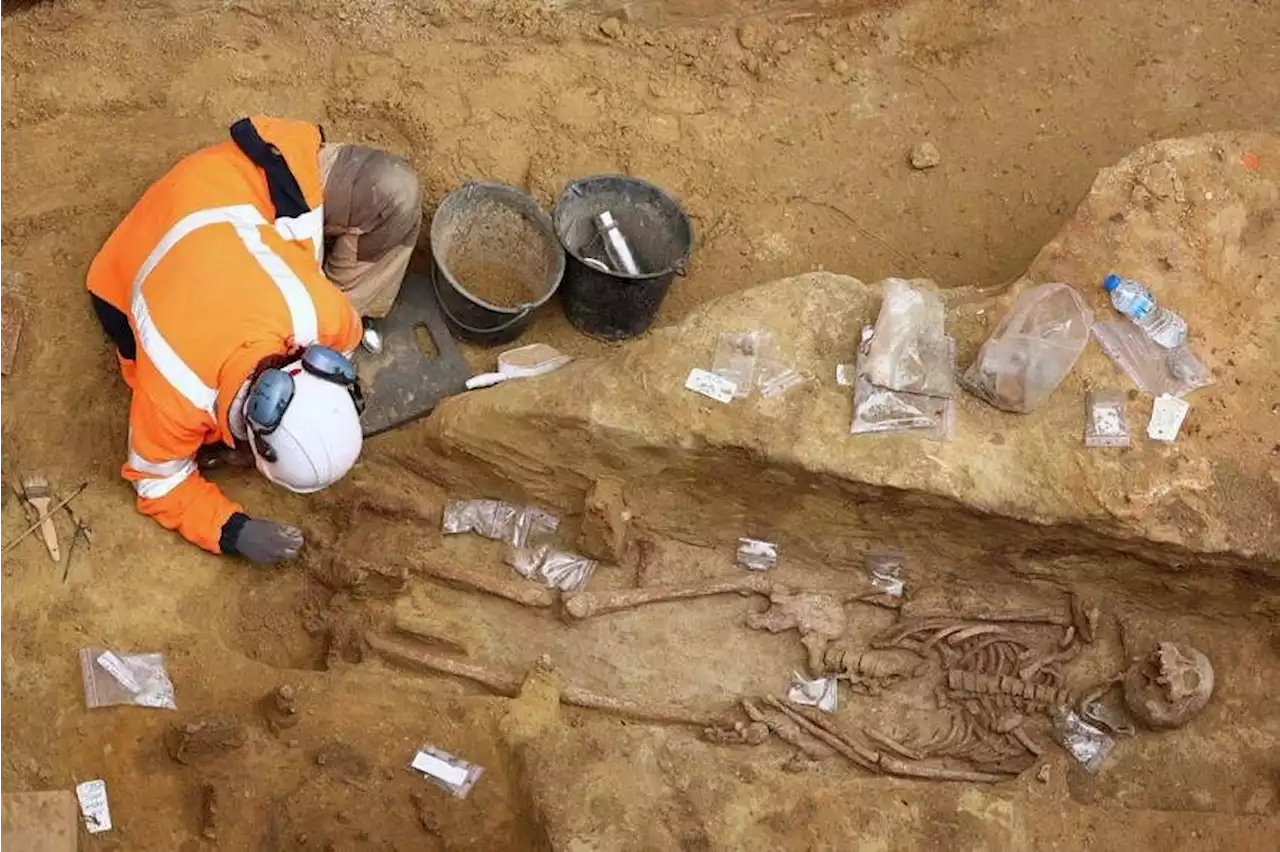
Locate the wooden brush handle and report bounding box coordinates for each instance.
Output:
[27,495,60,562]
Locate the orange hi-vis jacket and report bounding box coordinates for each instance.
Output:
[87,116,362,554]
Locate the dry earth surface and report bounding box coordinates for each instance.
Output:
[2,0,1279,849]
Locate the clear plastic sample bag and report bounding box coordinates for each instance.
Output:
[863,278,954,397]
[409,745,484,799]
[961,283,1092,413]
[712,330,804,400]
[851,326,956,439]
[504,545,597,592]
[442,500,559,548]
[1084,390,1130,448]
[1092,321,1214,398]
[80,648,177,710]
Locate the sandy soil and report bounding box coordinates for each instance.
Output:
[2,0,1279,848]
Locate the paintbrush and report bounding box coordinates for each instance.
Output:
[20,474,61,563]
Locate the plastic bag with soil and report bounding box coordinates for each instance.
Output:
[960,282,1092,413]
[851,325,956,440]
[864,278,954,397]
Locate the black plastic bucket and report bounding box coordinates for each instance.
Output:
[430,181,565,346]
[553,175,693,341]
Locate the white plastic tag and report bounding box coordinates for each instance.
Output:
[685,368,737,404]
[1147,394,1190,442]
[76,780,112,834]
[411,750,470,787]
[96,651,143,694]
[835,363,856,387]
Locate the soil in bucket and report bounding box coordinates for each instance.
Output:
[441,199,556,308]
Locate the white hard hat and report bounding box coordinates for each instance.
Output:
[250,367,363,493]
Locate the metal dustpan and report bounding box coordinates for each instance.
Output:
[356,272,471,436]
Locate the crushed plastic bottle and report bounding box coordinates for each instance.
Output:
[1103,274,1187,349]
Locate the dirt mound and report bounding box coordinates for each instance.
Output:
[4,0,1280,848]
[412,131,1280,601]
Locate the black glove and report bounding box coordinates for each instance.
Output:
[219,513,303,565]
[196,442,255,471]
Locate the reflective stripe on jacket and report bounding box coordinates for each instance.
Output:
[87,116,362,553]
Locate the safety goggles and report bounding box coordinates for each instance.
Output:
[246,346,364,460]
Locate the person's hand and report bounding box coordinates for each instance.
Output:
[196,442,255,471]
[232,518,303,565]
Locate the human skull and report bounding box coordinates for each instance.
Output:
[1122,642,1214,729]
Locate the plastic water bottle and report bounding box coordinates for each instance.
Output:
[1103,274,1187,349]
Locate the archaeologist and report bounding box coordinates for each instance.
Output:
[86,116,422,564]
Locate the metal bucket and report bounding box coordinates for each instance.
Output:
[430,181,565,346]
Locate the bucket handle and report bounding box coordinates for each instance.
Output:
[430,264,533,337]
[673,259,690,277]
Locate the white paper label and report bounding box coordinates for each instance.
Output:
[97,651,142,694]
[411,750,470,787]
[835,363,856,387]
[788,673,839,713]
[867,553,905,597]
[1147,394,1190,442]
[736,538,779,571]
[875,576,905,597]
[685,368,737,404]
[76,779,112,834]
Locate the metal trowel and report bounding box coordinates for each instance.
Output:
[465,343,572,390]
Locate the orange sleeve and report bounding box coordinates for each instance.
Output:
[321,299,362,357]
[86,218,132,311]
[124,391,243,554]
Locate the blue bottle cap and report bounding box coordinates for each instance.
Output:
[1102,274,1122,293]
